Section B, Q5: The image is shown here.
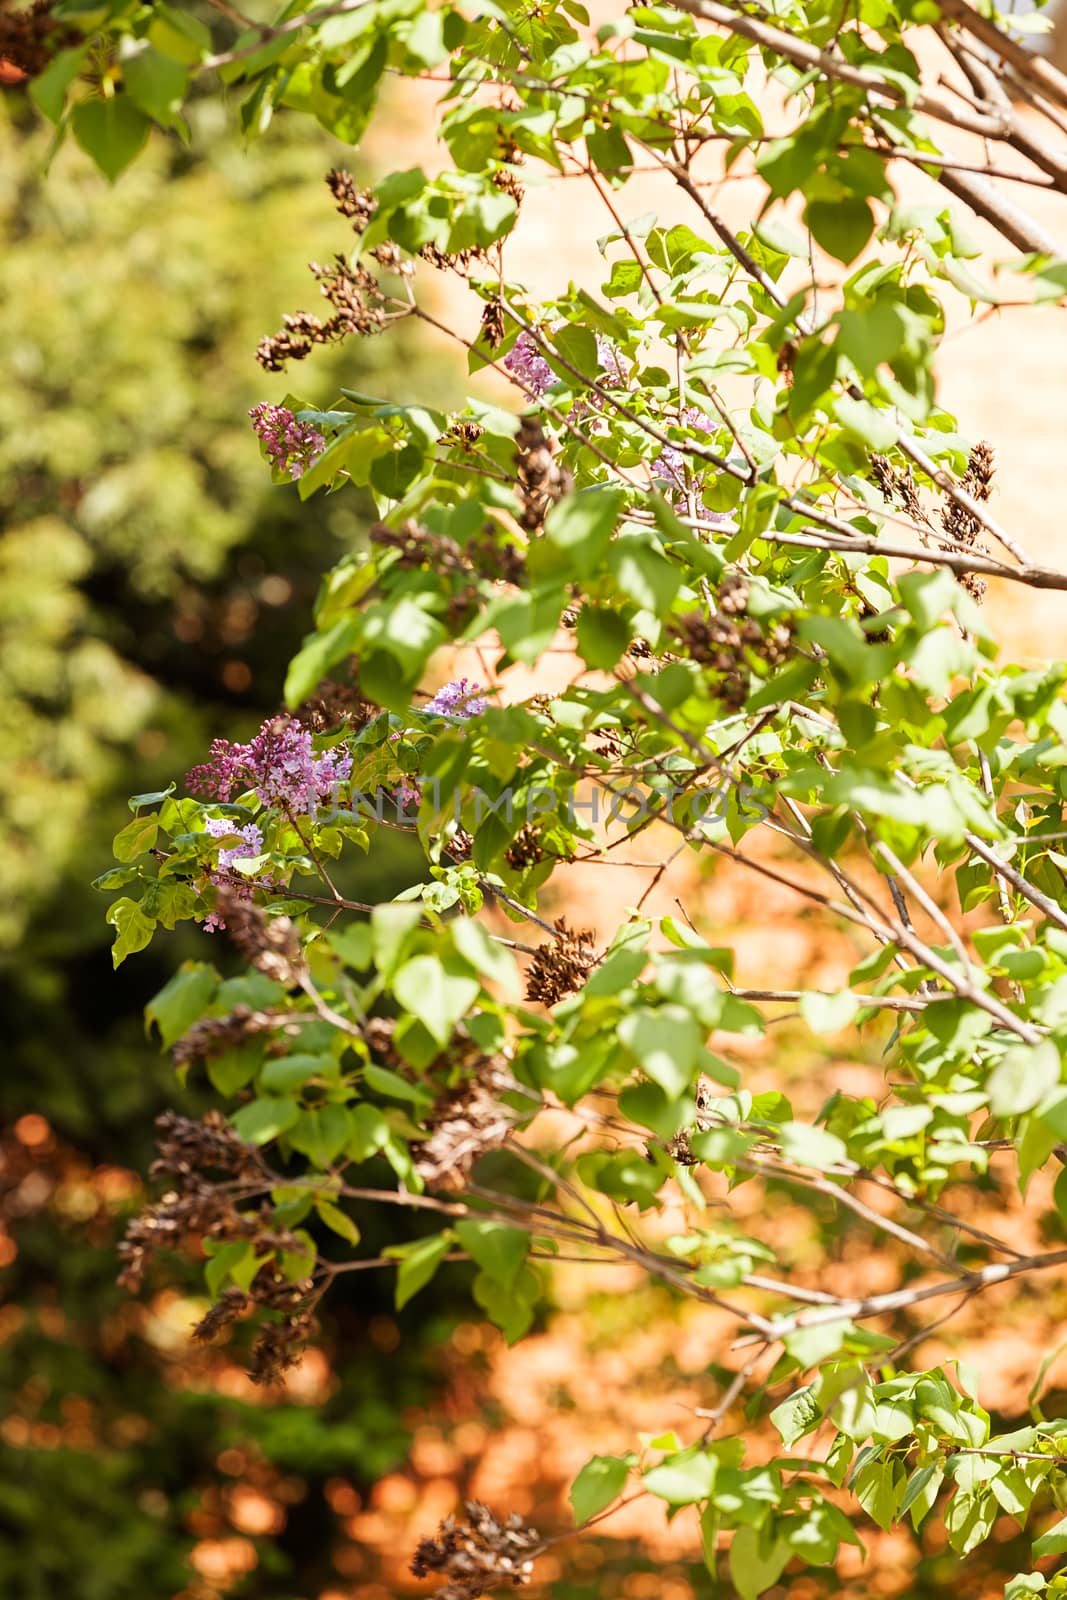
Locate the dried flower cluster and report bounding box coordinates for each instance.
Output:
[292,674,374,734]
[480,298,507,350]
[940,440,995,602]
[325,166,376,228]
[872,442,994,604]
[504,825,546,870]
[0,0,69,79]
[117,1112,262,1292]
[186,714,352,813]
[214,890,306,988]
[412,1058,515,1191]
[256,255,387,370]
[672,578,794,710]
[419,241,488,276]
[118,1114,317,1381]
[171,1004,281,1073]
[491,167,525,207]
[514,416,573,531]
[869,451,926,522]
[193,1260,317,1381]
[411,1501,540,1599]
[373,518,472,575]
[666,1074,716,1166]
[524,918,597,1006]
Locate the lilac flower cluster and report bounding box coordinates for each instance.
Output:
[503,331,556,399]
[596,336,625,386]
[187,716,353,814]
[424,678,489,717]
[204,816,264,873]
[651,407,739,531]
[503,331,626,404]
[202,817,265,931]
[248,403,326,481]
[653,406,717,490]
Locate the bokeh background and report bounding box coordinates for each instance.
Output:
[5,27,1067,1600]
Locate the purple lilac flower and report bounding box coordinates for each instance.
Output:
[393,778,422,811]
[187,716,353,814]
[424,678,489,717]
[504,330,625,412]
[503,331,556,399]
[651,407,740,531]
[204,816,264,873]
[201,818,264,932]
[596,336,625,385]
[249,403,326,481]
[653,406,717,491]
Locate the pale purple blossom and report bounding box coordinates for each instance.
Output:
[596,336,625,385]
[204,816,264,873]
[393,778,422,811]
[187,716,352,814]
[654,406,717,491]
[424,679,489,717]
[249,403,325,481]
[504,330,624,410]
[652,407,739,531]
[201,818,265,932]
[503,331,556,398]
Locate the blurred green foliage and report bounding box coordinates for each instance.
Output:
[0,88,461,1596]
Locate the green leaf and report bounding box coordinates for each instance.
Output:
[284,616,363,707]
[643,1447,717,1504]
[779,1122,847,1168]
[392,954,479,1046]
[570,1455,633,1524]
[204,1239,257,1300]
[71,97,151,182]
[387,1231,452,1310]
[123,47,189,129]
[371,901,423,978]
[106,896,156,967]
[454,1220,529,1290]
[989,1040,1061,1118]
[728,1526,790,1600]
[805,196,874,263]
[315,1199,361,1245]
[450,917,520,997]
[113,814,159,862]
[544,487,623,579]
[346,1103,391,1163]
[771,1386,821,1446]
[147,3,212,63]
[608,535,680,615]
[259,1052,340,1094]
[288,1105,352,1166]
[472,1263,538,1343]
[901,1462,945,1529]
[577,605,631,669]
[832,394,897,451]
[231,1096,300,1144]
[145,963,218,1050]
[618,1005,701,1099]
[29,45,89,125]
[1033,1514,1067,1558]
[798,991,860,1033]
[853,1459,905,1531]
